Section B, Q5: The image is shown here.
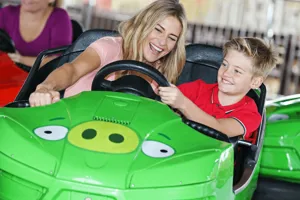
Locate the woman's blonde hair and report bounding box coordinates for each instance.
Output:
[118,0,187,84]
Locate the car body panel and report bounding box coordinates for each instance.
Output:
[260,95,300,183]
[0,91,259,199]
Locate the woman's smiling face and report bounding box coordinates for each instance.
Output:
[142,16,182,65]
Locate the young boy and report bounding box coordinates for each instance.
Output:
[158,37,278,140]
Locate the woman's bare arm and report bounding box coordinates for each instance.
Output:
[29,47,101,106]
[39,47,101,91]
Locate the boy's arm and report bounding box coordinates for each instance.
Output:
[179,96,245,137]
[159,85,245,137]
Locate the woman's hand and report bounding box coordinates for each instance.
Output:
[7,51,22,63]
[29,84,60,107]
[158,84,186,109]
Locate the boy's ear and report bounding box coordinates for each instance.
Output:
[250,76,264,89]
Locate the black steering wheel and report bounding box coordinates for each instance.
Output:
[0,29,15,53]
[92,60,170,101]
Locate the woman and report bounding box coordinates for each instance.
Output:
[0,0,72,67]
[29,0,187,107]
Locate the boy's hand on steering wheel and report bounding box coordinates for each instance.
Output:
[29,84,60,107]
[158,84,186,109]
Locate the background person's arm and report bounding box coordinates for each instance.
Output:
[7,53,57,67]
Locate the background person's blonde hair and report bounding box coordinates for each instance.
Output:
[118,0,187,84]
[223,37,278,79]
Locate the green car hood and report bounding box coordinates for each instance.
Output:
[0,92,231,189]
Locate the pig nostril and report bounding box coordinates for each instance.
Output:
[82,129,97,139]
[109,133,124,143]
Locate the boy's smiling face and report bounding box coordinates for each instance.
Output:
[217,49,263,97]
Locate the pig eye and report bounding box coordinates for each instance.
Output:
[142,141,175,158]
[34,126,68,140]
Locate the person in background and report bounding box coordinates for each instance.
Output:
[29,0,187,107]
[0,0,72,67]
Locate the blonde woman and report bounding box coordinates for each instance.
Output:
[29,0,187,107]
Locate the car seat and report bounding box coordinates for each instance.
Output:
[0,29,15,53]
[71,19,84,43]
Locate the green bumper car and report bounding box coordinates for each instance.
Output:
[0,30,266,200]
[254,94,300,200]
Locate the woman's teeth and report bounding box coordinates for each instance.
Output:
[150,43,162,52]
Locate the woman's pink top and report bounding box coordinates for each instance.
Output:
[64,36,123,97]
[65,36,159,97]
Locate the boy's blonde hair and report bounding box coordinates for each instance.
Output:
[118,0,187,84]
[223,37,278,78]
